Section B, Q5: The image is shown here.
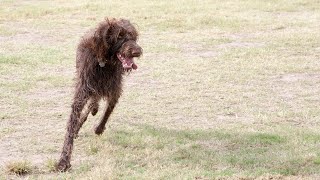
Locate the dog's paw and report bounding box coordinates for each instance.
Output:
[56,160,71,172]
[91,108,98,116]
[94,126,105,135]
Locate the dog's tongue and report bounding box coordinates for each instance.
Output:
[117,54,138,70]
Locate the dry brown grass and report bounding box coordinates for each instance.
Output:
[1,0,320,179]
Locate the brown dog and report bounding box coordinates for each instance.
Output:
[57,18,142,171]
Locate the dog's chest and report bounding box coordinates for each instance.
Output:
[90,65,123,95]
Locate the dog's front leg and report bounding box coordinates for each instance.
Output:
[57,90,89,171]
[94,98,118,135]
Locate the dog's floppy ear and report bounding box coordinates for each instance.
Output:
[93,18,112,65]
[109,20,122,43]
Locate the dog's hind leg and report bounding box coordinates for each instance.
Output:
[74,96,100,138]
[94,97,118,135]
[57,88,89,172]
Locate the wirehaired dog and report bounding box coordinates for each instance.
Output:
[57,18,142,171]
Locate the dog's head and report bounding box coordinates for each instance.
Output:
[94,18,142,71]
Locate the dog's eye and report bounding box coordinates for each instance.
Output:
[118,31,126,38]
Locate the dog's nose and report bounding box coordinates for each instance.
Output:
[132,48,142,57]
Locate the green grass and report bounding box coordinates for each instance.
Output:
[23,126,320,179]
[0,0,320,179]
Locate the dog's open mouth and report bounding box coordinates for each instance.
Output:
[117,53,138,70]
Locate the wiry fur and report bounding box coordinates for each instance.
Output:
[57,18,142,171]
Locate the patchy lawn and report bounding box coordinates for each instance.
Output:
[0,0,320,179]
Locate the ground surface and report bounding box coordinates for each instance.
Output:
[0,0,320,179]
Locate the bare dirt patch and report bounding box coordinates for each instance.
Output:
[0,31,54,46]
[274,73,320,99]
[278,73,320,83]
[217,41,265,49]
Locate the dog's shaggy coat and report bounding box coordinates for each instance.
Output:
[57,18,142,171]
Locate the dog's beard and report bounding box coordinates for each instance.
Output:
[124,68,132,75]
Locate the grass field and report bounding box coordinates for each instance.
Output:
[1,0,320,179]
